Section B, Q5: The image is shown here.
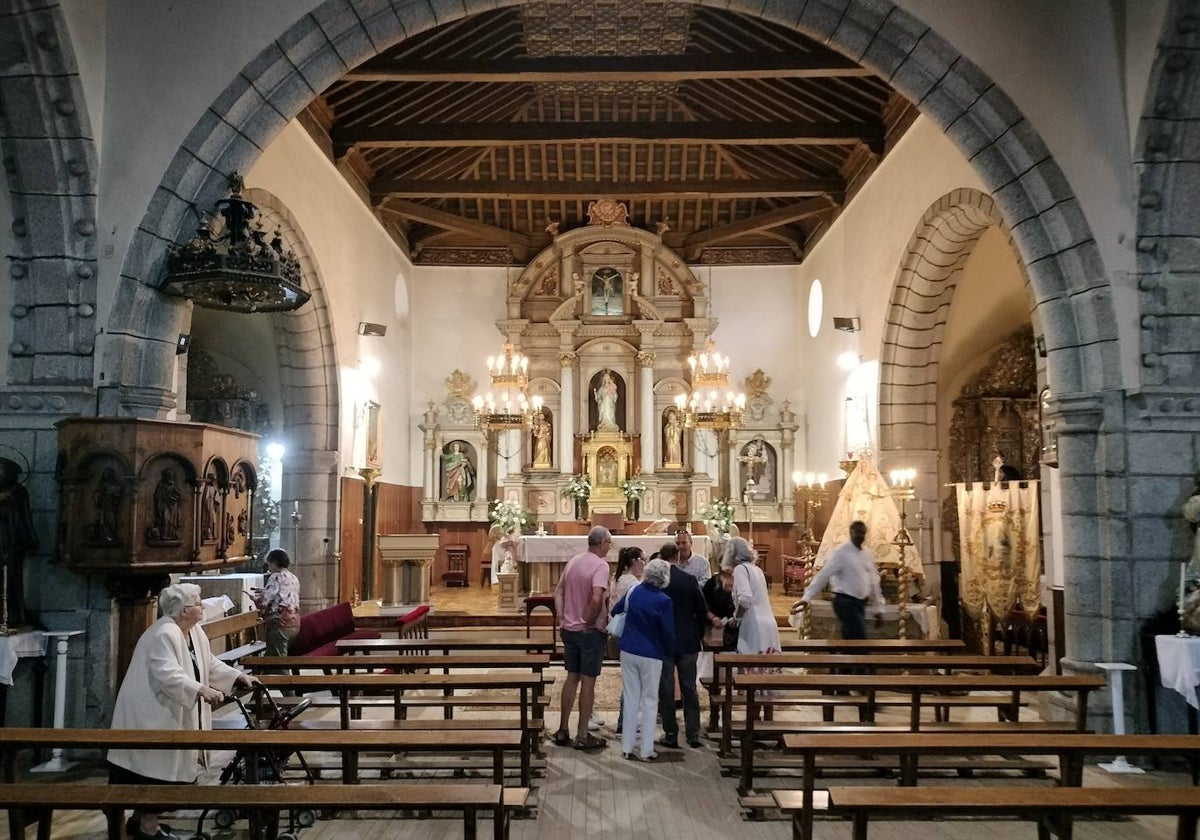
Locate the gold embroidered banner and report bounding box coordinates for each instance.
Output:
[955,481,1041,620]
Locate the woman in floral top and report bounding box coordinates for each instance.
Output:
[250,548,301,656]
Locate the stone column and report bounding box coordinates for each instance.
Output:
[282,448,340,609]
[559,353,576,473]
[418,402,438,501]
[637,351,655,473]
[476,435,491,502]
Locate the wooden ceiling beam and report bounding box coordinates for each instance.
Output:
[337,120,881,149]
[682,197,836,252]
[370,177,845,201]
[380,200,532,251]
[342,52,874,83]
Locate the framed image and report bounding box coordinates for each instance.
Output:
[364,400,382,469]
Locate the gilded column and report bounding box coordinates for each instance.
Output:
[559,352,576,473]
[637,351,655,473]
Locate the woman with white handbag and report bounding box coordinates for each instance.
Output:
[609,557,674,761]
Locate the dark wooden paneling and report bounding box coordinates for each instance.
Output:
[338,477,364,603]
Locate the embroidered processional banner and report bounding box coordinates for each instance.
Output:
[955,481,1041,620]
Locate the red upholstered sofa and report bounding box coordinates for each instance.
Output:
[288,602,381,656]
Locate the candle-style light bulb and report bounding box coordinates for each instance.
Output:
[817,473,827,486]
[792,471,803,488]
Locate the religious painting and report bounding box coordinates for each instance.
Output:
[588,369,625,432]
[441,440,477,502]
[597,448,619,487]
[363,400,383,469]
[589,267,625,315]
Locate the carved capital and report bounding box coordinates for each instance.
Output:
[559,352,577,368]
[637,351,656,367]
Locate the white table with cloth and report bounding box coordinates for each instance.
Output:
[0,631,46,726]
[1155,634,1200,709]
[519,534,710,593]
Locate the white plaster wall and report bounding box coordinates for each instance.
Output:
[92,1,323,336]
[407,267,509,485]
[798,116,990,475]
[899,0,1164,390]
[245,122,413,483]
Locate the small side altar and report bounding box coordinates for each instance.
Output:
[582,430,633,515]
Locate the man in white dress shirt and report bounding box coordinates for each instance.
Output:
[675,530,711,584]
[800,521,882,639]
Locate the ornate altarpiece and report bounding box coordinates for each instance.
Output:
[419,200,801,528]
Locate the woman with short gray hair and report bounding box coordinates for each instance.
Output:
[610,557,675,761]
[107,583,257,840]
[724,536,781,656]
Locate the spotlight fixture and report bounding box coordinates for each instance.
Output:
[175,334,192,355]
[358,322,387,337]
[832,317,861,333]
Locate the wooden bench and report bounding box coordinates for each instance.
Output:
[256,673,544,783]
[824,786,1200,840]
[243,653,552,677]
[704,632,967,654]
[711,652,1041,742]
[0,781,524,840]
[775,732,1200,840]
[732,673,1105,794]
[201,610,265,665]
[337,637,558,655]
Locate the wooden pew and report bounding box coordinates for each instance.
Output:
[711,652,1041,745]
[732,672,1105,794]
[243,652,552,676]
[256,673,544,784]
[0,726,524,787]
[703,630,966,654]
[776,732,1200,840]
[0,782,521,840]
[824,786,1200,840]
[337,638,558,655]
[201,611,265,665]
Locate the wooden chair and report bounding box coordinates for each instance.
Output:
[782,554,810,596]
[524,594,557,642]
[442,543,469,588]
[754,544,773,590]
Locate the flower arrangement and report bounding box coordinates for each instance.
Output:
[562,474,591,501]
[489,499,529,534]
[620,478,647,501]
[699,498,737,536]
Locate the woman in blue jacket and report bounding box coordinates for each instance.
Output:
[611,557,675,761]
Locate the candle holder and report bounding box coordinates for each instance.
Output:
[888,470,917,640]
[1179,565,1193,638]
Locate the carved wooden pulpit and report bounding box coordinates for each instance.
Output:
[56,418,259,679]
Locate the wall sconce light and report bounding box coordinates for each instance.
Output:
[175,334,192,355]
[358,322,387,337]
[832,316,861,333]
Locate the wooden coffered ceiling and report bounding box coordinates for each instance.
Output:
[310,1,916,266]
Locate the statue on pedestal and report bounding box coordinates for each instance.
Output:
[594,370,619,431]
[532,412,553,468]
[663,408,683,466]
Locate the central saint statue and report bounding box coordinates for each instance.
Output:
[593,370,619,431]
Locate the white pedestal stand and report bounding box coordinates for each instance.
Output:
[31,630,84,774]
[1096,661,1145,774]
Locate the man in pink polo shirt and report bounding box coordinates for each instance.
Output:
[551,525,611,750]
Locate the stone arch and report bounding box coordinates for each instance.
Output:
[1135,0,1200,394]
[0,1,98,397]
[879,189,1008,453]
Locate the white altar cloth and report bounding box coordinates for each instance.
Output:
[0,631,45,686]
[1155,634,1200,708]
[520,534,710,564]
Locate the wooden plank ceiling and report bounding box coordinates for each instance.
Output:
[316,1,912,266]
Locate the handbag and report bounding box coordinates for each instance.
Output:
[608,582,639,639]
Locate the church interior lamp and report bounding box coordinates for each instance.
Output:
[674,341,747,431]
[160,172,310,313]
[472,343,542,429]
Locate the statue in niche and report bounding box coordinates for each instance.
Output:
[146,467,183,544]
[224,512,236,547]
[0,458,37,626]
[594,370,619,431]
[237,507,249,537]
[532,411,553,468]
[598,450,619,487]
[87,467,123,546]
[200,473,219,543]
[663,408,683,466]
[442,441,476,502]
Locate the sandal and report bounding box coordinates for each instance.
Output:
[552,729,571,747]
[573,733,606,751]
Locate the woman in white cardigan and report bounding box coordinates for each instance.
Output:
[107,583,257,840]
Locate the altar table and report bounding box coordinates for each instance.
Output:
[1156,634,1200,709]
[519,534,710,593]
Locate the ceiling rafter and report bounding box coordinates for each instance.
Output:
[369,177,845,201]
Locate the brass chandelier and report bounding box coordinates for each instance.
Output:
[674,341,746,431]
[472,343,542,429]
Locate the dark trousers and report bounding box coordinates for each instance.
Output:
[658,651,699,743]
[832,593,868,640]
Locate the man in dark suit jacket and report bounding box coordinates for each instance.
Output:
[656,543,708,748]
